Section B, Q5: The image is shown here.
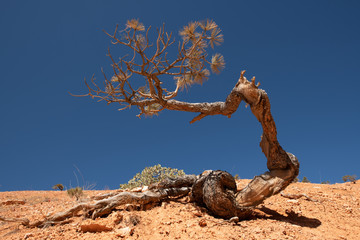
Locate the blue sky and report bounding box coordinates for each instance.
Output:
[0,1,359,191]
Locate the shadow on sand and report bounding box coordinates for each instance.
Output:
[255,206,322,228]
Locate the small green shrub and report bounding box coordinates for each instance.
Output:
[342,175,357,183]
[301,177,310,183]
[67,187,83,200]
[321,181,330,184]
[120,164,185,189]
[52,184,64,191]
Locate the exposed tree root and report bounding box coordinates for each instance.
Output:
[281,192,319,202]
[0,187,191,228]
[0,216,29,226]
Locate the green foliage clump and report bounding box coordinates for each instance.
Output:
[120,164,186,189]
[342,175,357,183]
[52,184,64,191]
[321,181,330,184]
[67,187,83,201]
[301,177,310,183]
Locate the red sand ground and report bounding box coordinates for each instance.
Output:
[1,180,359,239]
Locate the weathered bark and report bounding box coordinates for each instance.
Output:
[157,72,299,218]
[0,186,192,228]
[191,170,251,219]
[149,174,197,190]
[1,72,299,227]
[81,21,299,218]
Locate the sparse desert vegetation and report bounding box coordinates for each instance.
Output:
[119,164,185,190]
[52,184,64,191]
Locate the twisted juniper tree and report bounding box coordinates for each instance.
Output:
[83,19,299,219]
[0,20,299,227]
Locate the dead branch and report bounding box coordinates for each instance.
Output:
[0,186,191,228]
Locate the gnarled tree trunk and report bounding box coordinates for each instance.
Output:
[0,72,299,227]
[161,71,299,219]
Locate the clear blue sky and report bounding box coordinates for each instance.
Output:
[1,1,359,191]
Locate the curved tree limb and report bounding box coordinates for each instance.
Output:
[73,19,299,221]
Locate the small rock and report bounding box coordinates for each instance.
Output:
[286,199,299,205]
[80,223,113,233]
[228,216,239,223]
[115,227,134,238]
[192,211,202,217]
[199,219,207,227]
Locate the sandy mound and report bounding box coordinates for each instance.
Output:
[1,180,359,239]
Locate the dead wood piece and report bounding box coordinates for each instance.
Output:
[191,170,251,219]
[0,187,191,228]
[149,174,198,190]
[0,216,29,226]
[91,190,124,200]
[202,171,248,219]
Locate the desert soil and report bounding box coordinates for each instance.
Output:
[0,180,359,240]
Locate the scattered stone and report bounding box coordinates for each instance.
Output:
[80,223,113,233]
[287,199,299,205]
[192,211,202,217]
[115,227,134,238]
[199,219,207,227]
[228,216,239,223]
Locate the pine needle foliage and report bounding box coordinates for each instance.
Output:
[82,19,226,118]
[120,164,186,189]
